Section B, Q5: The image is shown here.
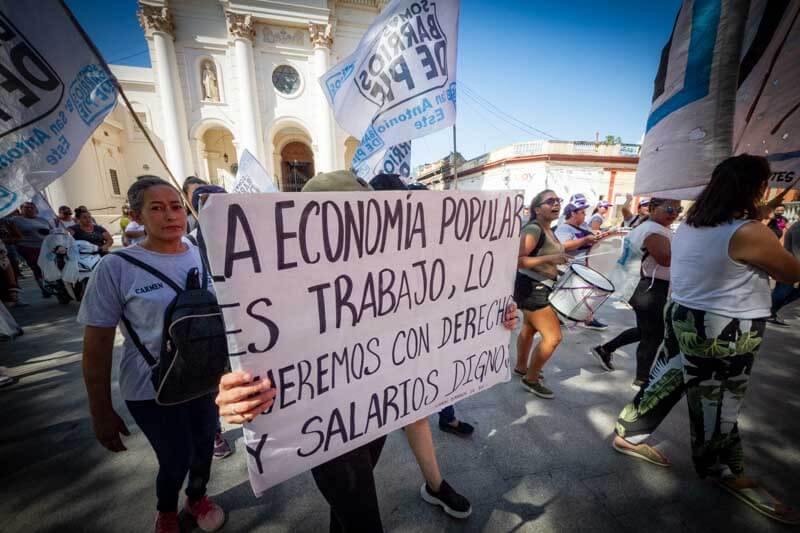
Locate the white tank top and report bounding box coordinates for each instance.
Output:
[671,220,771,319]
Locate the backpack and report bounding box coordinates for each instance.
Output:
[113,250,230,405]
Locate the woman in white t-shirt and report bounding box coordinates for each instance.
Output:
[591,198,680,385]
[79,176,225,533]
[589,200,611,232]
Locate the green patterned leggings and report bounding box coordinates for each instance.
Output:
[615,301,765,478]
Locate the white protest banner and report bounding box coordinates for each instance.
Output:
[320,0,459,154]
[0,0,117,216]
[199,190,523,495]
[635,0,800,198]
[734,0,800,190]
[232,149,278,194]
[351,140,412,181]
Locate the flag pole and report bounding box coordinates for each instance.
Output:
[452,125,458,190]
[58,1,198,219]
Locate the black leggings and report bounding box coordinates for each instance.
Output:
[602,278,669,381]
[311,436,386,533]
[126,394,217,512]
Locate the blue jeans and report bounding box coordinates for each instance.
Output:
[438,405,456,425]
[126,393,217,512]
[771,282,800,315]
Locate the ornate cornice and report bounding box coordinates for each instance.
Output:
[137,4,174,37]
[226,12,256,42]
[308,22,333,48]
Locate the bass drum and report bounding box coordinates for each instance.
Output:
[586,233,626,278]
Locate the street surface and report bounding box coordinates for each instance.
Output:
[2,277,798,532]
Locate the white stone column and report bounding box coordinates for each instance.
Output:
[309,23,336,173]
[138,4,191,183]
[227,13,265,164]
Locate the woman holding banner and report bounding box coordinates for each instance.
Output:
[80,177,225,533]
[612,155,800,524]
[513,190,569,398]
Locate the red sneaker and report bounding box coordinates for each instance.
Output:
[184,496,225,532]
[154,511,179,533]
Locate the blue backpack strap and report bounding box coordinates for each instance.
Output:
[112,251,182,293]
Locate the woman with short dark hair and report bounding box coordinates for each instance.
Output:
[612,155,800,524]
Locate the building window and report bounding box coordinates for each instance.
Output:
[132,111,147,132]
[272,65,301,95]
[109,169,120,195]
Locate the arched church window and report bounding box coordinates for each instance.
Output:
[272,65,301,95]
[201,60,220,102]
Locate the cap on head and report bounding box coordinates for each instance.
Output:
[302,170,372,193]
[369,173,407,191]
[639,199,650,207]
[597,200,611,208]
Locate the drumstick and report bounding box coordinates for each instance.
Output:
[569,250,620,263]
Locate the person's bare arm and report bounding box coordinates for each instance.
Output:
[621,193,634,222]
[101,230,113,251]
[561,234,597,252]
[643,233,671,267]
[730,222,800,283]
[82,326,130,452]
[517,232,567,269]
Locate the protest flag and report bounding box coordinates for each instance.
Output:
[0,0,119,216]
[320,0,460,172]
[351,140,412,182]
[635,0,800,199]
[231,149,278,193]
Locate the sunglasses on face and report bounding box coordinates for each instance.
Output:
[538,198,563,207]
[663,206,683,215]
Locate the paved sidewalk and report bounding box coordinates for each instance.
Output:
[2,278,799,532]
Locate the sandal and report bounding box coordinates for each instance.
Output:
[612,440,671,467]
[714,477,800,525]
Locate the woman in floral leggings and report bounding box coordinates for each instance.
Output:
[611,155,800,524]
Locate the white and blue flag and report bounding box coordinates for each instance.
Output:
[0,0,117,216]
[320,0,459,167]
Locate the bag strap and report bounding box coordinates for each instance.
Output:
[119,314,157,367]
[531,221,546,256]
[112,251,182,293]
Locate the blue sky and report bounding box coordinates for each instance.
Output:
[66,0,682,167]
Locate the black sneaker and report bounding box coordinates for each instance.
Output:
[580,319,608,331]
[591,346,614,371]
[768,315,789,327]
[438,420,475,437]
[420,480,472,519]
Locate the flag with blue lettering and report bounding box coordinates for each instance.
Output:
[320,0,459,152]
[0,1,116,216]
[351,140,412,182]
[635,0,800,198]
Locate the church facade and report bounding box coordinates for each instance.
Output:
[45,0,383,224]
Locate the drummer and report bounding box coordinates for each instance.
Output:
[555,198,609,330]
[513,190,569,399]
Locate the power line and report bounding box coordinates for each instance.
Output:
[462,84,555,139]
[108,48,149,64]
[460,82,557,139]
[461,90,519,140]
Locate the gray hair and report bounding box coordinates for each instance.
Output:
[128,175,175,212]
